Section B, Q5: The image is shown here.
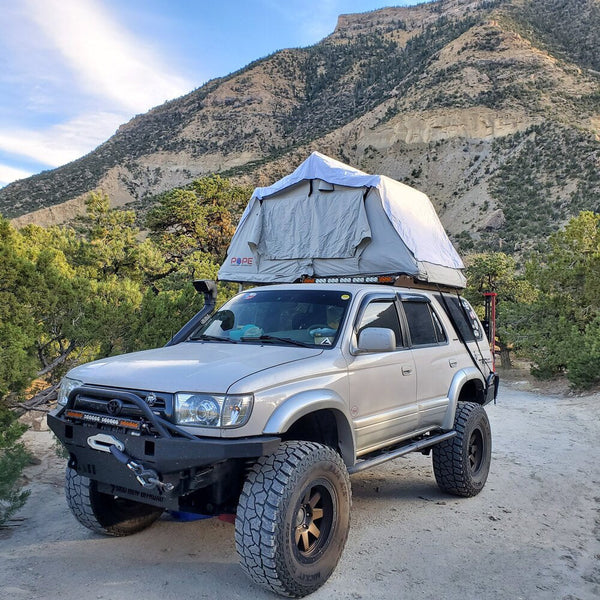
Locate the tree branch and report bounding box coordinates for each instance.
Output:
[36,342,76,377]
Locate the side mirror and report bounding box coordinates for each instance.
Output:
[357,327,396,353]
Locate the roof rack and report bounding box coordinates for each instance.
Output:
[299,274,462,294]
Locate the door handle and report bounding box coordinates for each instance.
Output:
[449,359,458,368]
[401,366,413,376]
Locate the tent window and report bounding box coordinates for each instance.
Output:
[249,186,371,260]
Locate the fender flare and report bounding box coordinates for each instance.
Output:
[441,367,486,431]
[263,389,356,467]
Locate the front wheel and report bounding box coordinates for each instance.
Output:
[65,467,163,536]
[235,441,351,598]
[432,402,492,497]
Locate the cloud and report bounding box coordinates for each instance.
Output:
[0,1,197,185]
[24,0,193,113]
[0,165,35,188]
[0,111,127,168]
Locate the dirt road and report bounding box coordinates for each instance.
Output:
[1,381,599,600]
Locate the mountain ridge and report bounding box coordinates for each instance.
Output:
[2,0,599,253]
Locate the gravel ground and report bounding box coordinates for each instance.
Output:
[1,380,599,600]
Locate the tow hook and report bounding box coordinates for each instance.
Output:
[108,445,174,493]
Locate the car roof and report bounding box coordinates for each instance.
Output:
[243,282,440,296]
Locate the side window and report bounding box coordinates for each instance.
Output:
[357,300,403,347]
[403,301,446,346]
[434,295,483,342]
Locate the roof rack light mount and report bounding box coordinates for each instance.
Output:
[299,274,461,293]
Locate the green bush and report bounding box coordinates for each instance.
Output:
[565,317,600,389]
[0,407,30,525]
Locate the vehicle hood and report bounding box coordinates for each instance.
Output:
[67,342,323,394]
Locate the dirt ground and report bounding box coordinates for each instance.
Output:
[1,377,599,600]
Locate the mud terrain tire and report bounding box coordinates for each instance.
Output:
[65,467,163,536]
[235,441,351,597]
[432,402,492,497]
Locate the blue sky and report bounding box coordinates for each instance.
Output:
[0,0,419,188]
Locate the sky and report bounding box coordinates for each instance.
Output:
[0,0,420,188]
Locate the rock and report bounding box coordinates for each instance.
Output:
[481,209,506,231]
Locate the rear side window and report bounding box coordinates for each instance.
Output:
[435,295,483,342]
[357,300,403,347]
[403,301,446,346]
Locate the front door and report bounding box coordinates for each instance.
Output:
[346,297,418,455]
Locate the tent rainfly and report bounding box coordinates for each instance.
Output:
[218,152,466,289]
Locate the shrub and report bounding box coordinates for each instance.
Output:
[0,407,30,526]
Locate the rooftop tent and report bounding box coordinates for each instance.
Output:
[218,152,466,288]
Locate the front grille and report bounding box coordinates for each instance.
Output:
[72,387,172,419]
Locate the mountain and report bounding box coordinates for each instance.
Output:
[2,0,599,254]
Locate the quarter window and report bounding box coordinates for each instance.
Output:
[434,295,483,341]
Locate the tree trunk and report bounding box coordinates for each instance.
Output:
[499,344,512,369]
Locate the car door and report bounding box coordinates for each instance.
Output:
[345,294,418,455]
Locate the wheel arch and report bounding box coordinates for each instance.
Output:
[441,367,486,431]
[263,390,356,467]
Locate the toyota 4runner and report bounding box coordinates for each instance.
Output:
[49,278,498,597]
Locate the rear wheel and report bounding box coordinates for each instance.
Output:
[432,402,492,497]
[235,441,351,597]
[65,466,163,536]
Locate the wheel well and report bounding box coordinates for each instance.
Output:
[282,409,338,447]
[458,378,485,404]
[281,409,354,466]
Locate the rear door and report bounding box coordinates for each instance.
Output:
[399,295,458,430]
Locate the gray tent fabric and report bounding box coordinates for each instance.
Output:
[218,152,466,288]
[248,181,371,260]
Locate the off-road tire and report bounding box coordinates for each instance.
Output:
[65,466,163,536]
[432,401,492,497]
[235,441,351,598]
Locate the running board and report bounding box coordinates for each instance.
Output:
[348,431,456,475]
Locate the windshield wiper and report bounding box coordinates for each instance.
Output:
[240,335,313,348]
[189,334,238,343]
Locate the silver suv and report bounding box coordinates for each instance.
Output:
[49,280,497,597]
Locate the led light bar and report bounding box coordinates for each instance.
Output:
[302,275,398,284]
[65,409,141,431]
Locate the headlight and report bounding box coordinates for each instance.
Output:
[175,393,253,428]
[57,377,83,406]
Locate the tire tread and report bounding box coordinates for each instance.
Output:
[235,441,350,597]
[65,467,162,536]
[432,402,491,497]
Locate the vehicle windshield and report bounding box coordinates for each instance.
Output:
[190,289,352,348]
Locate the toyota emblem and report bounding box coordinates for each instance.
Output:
[107,399,123,416]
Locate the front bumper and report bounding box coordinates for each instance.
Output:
[48,386,280,509]
[48,411,279,471]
